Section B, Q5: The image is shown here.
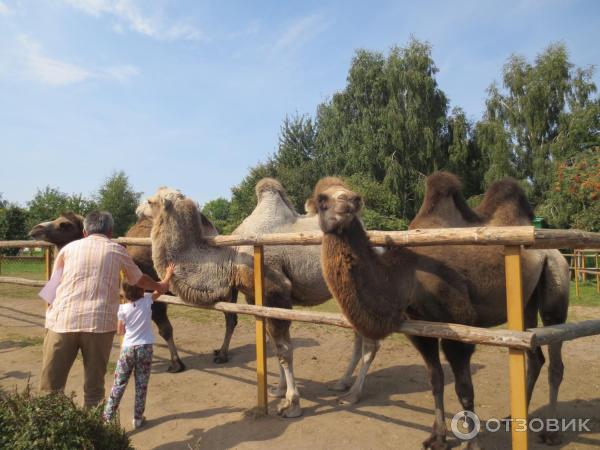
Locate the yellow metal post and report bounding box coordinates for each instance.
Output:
[254,245,268,413]
[505,246,528,450]
[44,247,53,281]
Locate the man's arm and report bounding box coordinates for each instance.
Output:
[135,274,169,295]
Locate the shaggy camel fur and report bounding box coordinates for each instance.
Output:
[29,207,219,373]
[147,179,380,418]
[310,173,569,450]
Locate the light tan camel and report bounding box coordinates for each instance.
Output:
[309,173,569,449]
[144,179,380,417]
[28,204,221,373]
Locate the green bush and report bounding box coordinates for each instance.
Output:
[0,386,133,450]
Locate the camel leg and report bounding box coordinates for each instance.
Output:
[441,340,481,450]
[213,289,239,363]
[338,337,380,405]
[268,364,287,398]
[410,336,449,450]
[540,341,564,445]
[151,302,185,373]
[524,302,545,409]
[331,332,363,392]
[268,321,301,418]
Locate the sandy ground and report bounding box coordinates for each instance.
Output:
[1,293,599,450]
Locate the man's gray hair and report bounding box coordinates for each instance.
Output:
[83,211,114,235]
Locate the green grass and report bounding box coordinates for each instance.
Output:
[0,257,46,280]
[569,280,600,306]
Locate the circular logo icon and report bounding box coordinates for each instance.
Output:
[451,410,481,441]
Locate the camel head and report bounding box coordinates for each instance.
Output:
[307,177,363,233]
[29,212,84,247]
[137,187,185,219]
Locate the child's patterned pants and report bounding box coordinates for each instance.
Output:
[103,344,153,421]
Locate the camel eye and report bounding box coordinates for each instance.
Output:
[59,222,72,229]
[317,194,328,210]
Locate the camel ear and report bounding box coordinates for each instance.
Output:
[305,198,317,215]
[162,197,173,210]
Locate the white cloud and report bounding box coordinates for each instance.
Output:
[272,14,332,55]
[64,0,207,41]
[9,35,138,86]
[0,1,12,16]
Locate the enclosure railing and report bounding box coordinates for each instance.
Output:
[1,225,600,450]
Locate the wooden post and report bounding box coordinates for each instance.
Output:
[44,247,53,281]
[574,250,580,298]
[505,246,528,450]
[254,245,268,413]
[596,253,600,294]
[582,251,587,283]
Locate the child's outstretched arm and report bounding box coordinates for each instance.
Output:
[152,262,176,301]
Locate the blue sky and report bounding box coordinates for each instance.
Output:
[1,0,598,207]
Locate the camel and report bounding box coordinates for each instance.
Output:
[309,173,569,449]
[145,179,380,418]
[29,205,221,373]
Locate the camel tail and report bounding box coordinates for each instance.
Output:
[535,251,570,326]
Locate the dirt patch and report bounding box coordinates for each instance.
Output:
[1,295,599,450]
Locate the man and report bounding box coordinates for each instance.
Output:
[39,211,169,407]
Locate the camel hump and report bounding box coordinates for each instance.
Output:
[411,171,481,228]
[476,178,534,225]
[60,211,84,234]
[60,211,84,224]
[255,177,298,214]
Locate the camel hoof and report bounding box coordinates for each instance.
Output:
[329,381,351,392]
[461,439,482,450]
[166,357,186,373]
[538,430,562,445]
[268,387,286,399]
[422,434,449,450]
[338,391,360,405]
[277,399,302,418]
[213,352,229,364]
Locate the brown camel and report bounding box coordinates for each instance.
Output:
[28,204,223,372]
[309,173,569,449]
[145,179,380,418]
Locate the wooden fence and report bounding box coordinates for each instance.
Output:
[1,225,600,450]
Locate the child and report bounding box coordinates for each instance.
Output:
[103,263,175,428]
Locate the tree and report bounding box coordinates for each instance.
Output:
[27,187,97,230]
[96,171,141,237]
[0,205,29,255]
[201,198,231,234]
[477,43,599,202]
[537,149,600,231]
[315,38,450,218]
[224,114,320,232]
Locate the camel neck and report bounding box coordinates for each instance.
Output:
[321,218,409,340]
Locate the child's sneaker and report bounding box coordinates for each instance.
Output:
[132,416,146,429]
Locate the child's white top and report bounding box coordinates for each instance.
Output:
[118,293,155,347]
